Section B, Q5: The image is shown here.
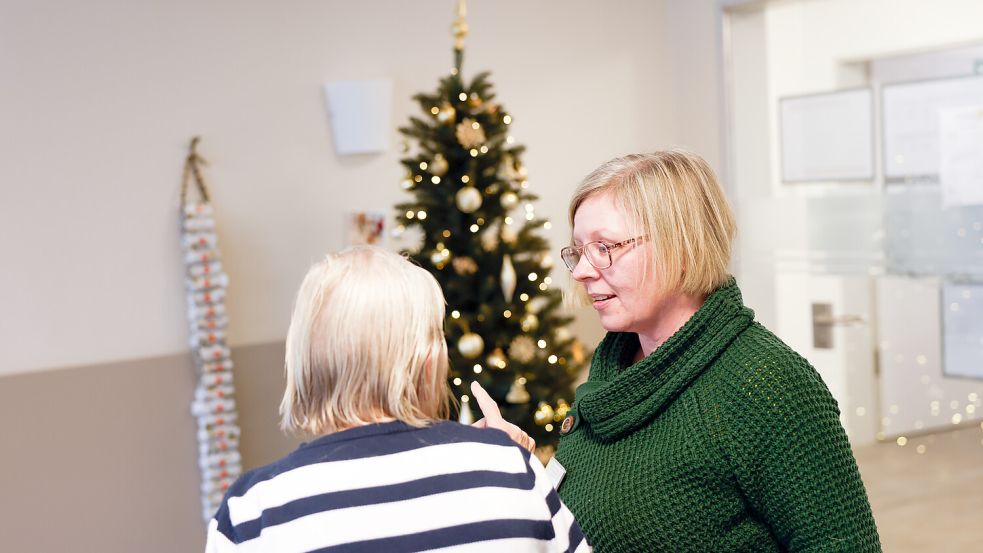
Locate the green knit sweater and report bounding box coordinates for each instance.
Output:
[554,278,881,552]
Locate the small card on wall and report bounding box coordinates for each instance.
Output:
[349,211,386,246]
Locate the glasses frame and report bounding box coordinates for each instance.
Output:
[560,236,645,272]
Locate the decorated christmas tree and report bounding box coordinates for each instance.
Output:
[393,1,587,447]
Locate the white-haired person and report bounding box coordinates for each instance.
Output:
[205,246,589,553]
[475,151,881,552]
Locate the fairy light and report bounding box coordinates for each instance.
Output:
[462,175,470,183]
[896,436,907,446]
[537,339,547,349]
[503,115,512,124]
[432,176,441,184]
[419,161,428,170]
[417,211,427,220]
[458,92,467,101]
[503,310,512,318]
[548,355,558,364]
[442,230,451,238]
[470,149,478,157]
[528,273,538,281]
[544,277,553,285]
[539,283,548,291]
[480,145,489,154]
[470,224,479,233]
[461,394,470,403]
[451,310,461,319]
[431,106,440,115]
[504,216,513,225]
[414,175,423,182]
[521,180,529,189]
[526,213,535,220]
[544,222,552,230]
[453,377,462,386]
[506,136,515,144]
[471,121,480,130]
[519,293,529,301]
[476,218,485,225]
[406,211,415,219]
[401,179,413,189]
[952,413,963,424]
[545,423,554,432]
[473,364,483,374]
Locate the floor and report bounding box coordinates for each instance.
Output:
[854,423,983,552]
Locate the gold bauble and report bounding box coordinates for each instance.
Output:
[506,377,531,404]
[534,402,555,426]
[452,256,478,275]
[455,186,483,213]
[430,153,449,176]
[500,191,519,209]
[554,399,570,422]
[430,249,450,268]
[520,313,539,333]
[437,102,456,124]
[457,332,485,359]
[486,347,507,369]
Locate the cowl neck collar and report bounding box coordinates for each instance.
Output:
[574,277,754,442]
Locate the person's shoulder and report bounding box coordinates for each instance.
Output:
[708,322,838,411]
[425,420,527,450]
[221,451,298,502]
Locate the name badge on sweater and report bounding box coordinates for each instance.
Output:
[545,456,566,490]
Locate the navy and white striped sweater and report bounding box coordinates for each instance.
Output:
[206,420,589,552]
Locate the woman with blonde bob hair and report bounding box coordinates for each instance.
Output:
[206,246,589,553]
[532,151,879,551]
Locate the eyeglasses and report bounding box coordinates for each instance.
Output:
[560,236,644,272]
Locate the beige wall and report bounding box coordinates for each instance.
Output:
[0,342,297,552]
[0,0,731,550]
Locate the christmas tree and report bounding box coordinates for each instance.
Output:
[393,1,587,447]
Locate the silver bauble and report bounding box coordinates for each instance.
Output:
[457,332,485,359]
[455,186,483,213]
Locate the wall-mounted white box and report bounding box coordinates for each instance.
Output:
[323,79,392,155]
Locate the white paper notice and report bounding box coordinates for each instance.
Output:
[939,105,983,208]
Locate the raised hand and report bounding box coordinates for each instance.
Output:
[470,381,536,453]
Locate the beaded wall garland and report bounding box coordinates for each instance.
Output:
[180,137,242,522]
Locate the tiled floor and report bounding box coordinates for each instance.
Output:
[854,424,983,552]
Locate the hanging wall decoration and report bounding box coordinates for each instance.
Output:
[180,137,242,522]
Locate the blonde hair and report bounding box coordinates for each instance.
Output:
[567,150,735,300]
[280,246,450,436]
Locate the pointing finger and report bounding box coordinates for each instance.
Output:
[470,381,503,422]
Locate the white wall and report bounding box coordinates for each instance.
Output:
[0,0,686,376]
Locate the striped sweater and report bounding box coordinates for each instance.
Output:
[206,420,589,552]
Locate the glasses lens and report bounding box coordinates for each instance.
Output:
[560,247,580,272]
[587,242,612,269]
